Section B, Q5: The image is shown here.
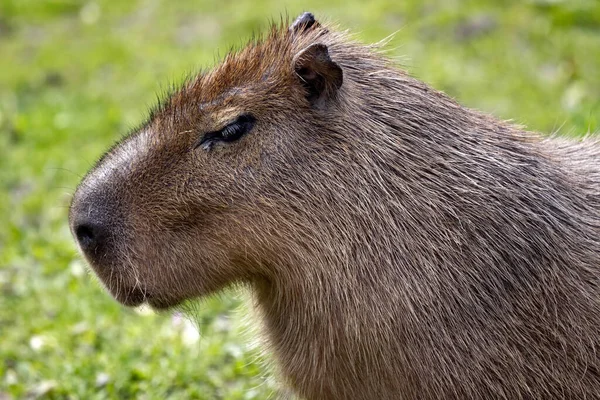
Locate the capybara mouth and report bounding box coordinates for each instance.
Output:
[115,284,183,310]
[117,286,149,307]
[147,296,183,310]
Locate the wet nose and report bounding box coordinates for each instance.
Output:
[70,189,121,264]
[73,219,110,256]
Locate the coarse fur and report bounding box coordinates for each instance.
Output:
[70,15,600,400]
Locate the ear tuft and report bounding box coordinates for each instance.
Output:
[293,43,343,108]
[290,12,319,34]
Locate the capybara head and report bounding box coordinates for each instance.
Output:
[69,13,350,308]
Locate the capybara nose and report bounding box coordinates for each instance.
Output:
[70,188,121,265]
[73,220,108,255]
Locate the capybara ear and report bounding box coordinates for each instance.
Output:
[293,43,343,108]
[290,12,319,34]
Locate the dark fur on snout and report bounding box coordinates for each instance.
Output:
[70,15,600,400]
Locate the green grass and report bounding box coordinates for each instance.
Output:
[1,0,599,398]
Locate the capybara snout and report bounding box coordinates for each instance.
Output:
[70,190,120,268]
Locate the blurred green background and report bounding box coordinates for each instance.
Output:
[1,0,598,398]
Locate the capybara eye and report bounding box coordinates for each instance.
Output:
[195,114,256,151]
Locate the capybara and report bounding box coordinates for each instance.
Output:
[70,12,600,400]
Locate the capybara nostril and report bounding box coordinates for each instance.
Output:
[70,184,123,265]
[73,220,108,257]
[74,222,96,249]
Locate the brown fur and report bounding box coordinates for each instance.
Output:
[70,15,600,400]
